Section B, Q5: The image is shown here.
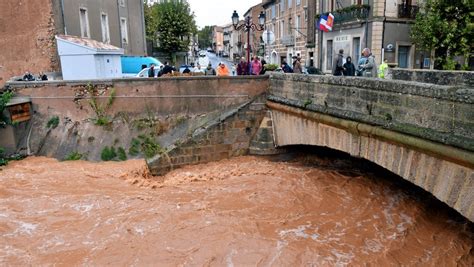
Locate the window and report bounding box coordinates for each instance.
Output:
[288,0,292,9]
[353,37,361,64]
[281,0,285,12]
[297,0,301,5]
[120,17,128,44]
[119,0,126,7]
[280,20,284,37]
[271,5,276,18]
[101,13,110,44]
[79,8,90,38]
[304,6,308,21]
[295,15,300,37]
[326,40,333,70]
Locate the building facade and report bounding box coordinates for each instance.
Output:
[212,26,224,55]
[52,0,147,56]
[263,0,310,66]
[315,0,421,73]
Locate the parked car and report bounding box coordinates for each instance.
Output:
[199,51,207,57]
[222,52,229,58]
[121,56,162,76]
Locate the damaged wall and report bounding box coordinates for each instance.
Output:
[0,0,59,86]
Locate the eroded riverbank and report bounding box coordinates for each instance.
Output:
[0,154,472,265]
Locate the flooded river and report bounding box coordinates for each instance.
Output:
[0,153,473,266]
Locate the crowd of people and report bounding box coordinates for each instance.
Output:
[21,71,48,81]
[148,47,389,79]
[332,47,389,78]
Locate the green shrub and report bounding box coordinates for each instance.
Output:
[46,116,60,129]
[0,147,7,166]
[264,63,279,71]
[138,135,162,158]
[129,138,141,156]
[64,151,83,161]
[101,146,117,161]
[117,147,127,161]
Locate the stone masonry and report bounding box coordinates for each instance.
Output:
[147,99,267,176]
[0,0,59,86]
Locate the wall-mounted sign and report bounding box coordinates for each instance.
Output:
[385,43,394,52]
[335,35,350,42]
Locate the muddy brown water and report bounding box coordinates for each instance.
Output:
[0,154,472,266]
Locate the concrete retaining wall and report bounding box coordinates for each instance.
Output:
[7,76,268,160]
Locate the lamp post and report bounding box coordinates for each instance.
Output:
[232,10,266,67]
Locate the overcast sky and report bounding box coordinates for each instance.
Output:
[188,0,262,28]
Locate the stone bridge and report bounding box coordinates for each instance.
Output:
[266,74,473,222]
[4,73,473,221]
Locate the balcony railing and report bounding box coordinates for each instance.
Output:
[281,35,295,46]
[398,4,419,19]
[316,4,370,25]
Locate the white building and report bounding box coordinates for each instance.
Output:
[56,35,124,80]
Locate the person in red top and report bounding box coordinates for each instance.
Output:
[237,57,249,75]
[250,57,262,75]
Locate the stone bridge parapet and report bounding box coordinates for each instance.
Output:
[267,73,474,221]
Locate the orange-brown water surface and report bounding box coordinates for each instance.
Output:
[0,155,473,266]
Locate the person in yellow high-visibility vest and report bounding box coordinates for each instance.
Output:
[378,59,389,78]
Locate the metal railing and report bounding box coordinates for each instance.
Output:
[398,4,419,19]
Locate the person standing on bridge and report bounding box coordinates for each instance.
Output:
[216,62,230,76]
[237,57,249,75]
[360,48,378,78]
[250,57,262,75]
[332,49,345,76]
[204,63,216,76]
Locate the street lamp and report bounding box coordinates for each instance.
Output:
[231,10,266,67]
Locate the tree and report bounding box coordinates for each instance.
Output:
[410,0,473,70]
[144,0,196,61]
[197,26,213,50]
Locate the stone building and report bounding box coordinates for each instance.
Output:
[263,0,310,66]
[0,0,146,86]
[260,0,421,72]
[212,26,224,55]
[313,0,421,73]
[243,3,266,60]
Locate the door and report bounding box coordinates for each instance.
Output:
[398,46,410,68]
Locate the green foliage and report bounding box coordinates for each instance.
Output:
[145,0,197,55]
[264,63,279,71]
[0,91,13,126]
[101,146,117,161]
[118,147,127,161]
[129,138,141,156]
[411,0,473,69]
[0,147,7,166]
[46,116,60,129]
[128,135,162,158]
[197,26,213,49]
[87,84,116,126]
[64,151,83,161]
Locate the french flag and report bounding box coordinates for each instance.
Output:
[317,13,334,32]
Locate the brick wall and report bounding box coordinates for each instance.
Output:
[0,0,59,86]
